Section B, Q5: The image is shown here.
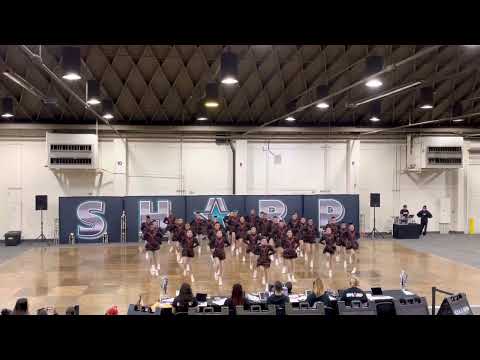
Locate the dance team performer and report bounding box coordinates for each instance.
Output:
[282,229,299,282]
[256,237,275,291]
[209,229,231,286]
[344,223,359,274]
[297,217,307,258]
[325,216,340,262]
[245,227,260,276]
[143,222,161,276]
[322,226,336,278]
[208,221,226,262]
[338,223,348,269]
[164,213,176,242]
[190,212,208,255]
[235,216,250,262]
[248,209,260,229]
[180,229,199,282]
[300,218,319,269]
[272,220,287,268]
[224,212,239,256]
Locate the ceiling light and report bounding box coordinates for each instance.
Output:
[285,101,297,121]
[365,56,384,88]
[369,100,381,122]
[315,85,330,109]
[285,116,296,122]
[61,46,81,81]
[419,87,434,109]
[452,118,464,123]
[196,116,208,121]
[365,79,383,88]
[86,80,101,106]
[352,81,422,107]
[220,51,239,85]
[1,97,14,118]
[452,102,464,122]
[102,99,114,120]
[196,107,208,121]
[204,82,220,108]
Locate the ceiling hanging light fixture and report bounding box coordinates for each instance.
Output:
[452,102,464,122]
[61,46,82,81]
[365,56,384,88]
[220,51,239,85]
[204,82,220,108]
[86,80,101,105]
[1,97,14,118]
[285,101,296,121]
[102,99,114,120]
[369,101,381,122]
[196,105,208,121]
[315,85,330,109]
[419,87,434,109]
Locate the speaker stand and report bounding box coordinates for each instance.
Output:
[35,210,50,246]
[367,207,384,239]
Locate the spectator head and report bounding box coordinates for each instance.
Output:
[313,278,325,295]
[260,237,268,245]
[179,283,193,299]
[330,216,337,224]
[37,308,48,315]
[423,205,427,210]
[1,308,12,315]
[274,281,283,294]
[13,298,28,315]
[285,281,293,294]
[349,276,360,288]
[146,215,151,221]
[65,306,76,315]
[403,204,408,209]
[231,283,244,306]
[250,227,257,234]
[105,306,119,315]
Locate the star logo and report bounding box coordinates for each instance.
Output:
[197,197,231,227]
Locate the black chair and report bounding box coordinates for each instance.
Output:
[127,304,161,315]
[393,297,429,315]
[285,302,325,316]
[236,304,276,316]
[338,300,377,315]
[324,305,338,317]
[375,301,396,317]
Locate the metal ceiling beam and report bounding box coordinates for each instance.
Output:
[242,45,442,136]
[18,45,124,140]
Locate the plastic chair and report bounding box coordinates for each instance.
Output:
[285,302,325,315]
[236,304,276,315]
[338,300,377,315]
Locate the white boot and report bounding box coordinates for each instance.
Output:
[282,266,287,274]
[349,256,353,264]
[157,264,161,271]
[249,262,253,270]
[214,270,219,280]
[154,269,159,277]
[305,254,308,262]
[343,260,347,269]
[275,258,279,266]
[169,246,174,253]
[242,256,246,263]
[150,265,155,275]
[190,274,195,283]
[238,247,242,254]
[183,269,187,277]
[198,247,202,255]
[310,260,314,269]
[253,269,257,279]
[335,255,340,263]
[145,252,149,260]
[351,267,357,274]
[265,284,269,292]
[328,269,333,278]
[218,277,223,286]
[262,276,266,285]
[326,260,330,269]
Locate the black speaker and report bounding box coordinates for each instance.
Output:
[370,193,380,207]
[35,195,48,211]
[437,293,473,315]
[4,231,21,246]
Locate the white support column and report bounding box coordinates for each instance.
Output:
[461,140,470,233]
[113,138,127,196]
[346,140,360,194]
[235,139,248,195]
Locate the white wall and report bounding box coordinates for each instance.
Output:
[1,136,478,239]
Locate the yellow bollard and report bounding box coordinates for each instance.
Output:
[469,218,475,235]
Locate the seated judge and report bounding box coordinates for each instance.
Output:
[306,278,334,308]
[399,205,409,224]
[224,283,251,314]
[267,281,290,315]
[339,276,368,306]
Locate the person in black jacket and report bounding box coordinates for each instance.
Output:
[306,278,334,308]
[417,205,433,236]
[172,283,198,314]
[267,281,290,315]
[224,283,251,315]
[339,276,368,306]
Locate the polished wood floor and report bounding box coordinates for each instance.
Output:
[1,238,479,314]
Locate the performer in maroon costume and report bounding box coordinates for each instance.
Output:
[235,216,250,263]
[144,222,160,276]
[190,212,207,255]
[209,230,230,286]
[282,229,299,282]
[256,237,275,291]
[301,218,320,269]
[322,226,336,278]
[248,209,260,229]
[224,212,240,256]
[325,216,340,263]
[245,227,260,276]
[272,220,288,268]
[344,223,359,274]
[180,229,199,282]
[288,212,302,238]
[258,212,272,239]
[338,223,348,269]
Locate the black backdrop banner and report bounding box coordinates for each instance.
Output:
[58,194,359,243]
